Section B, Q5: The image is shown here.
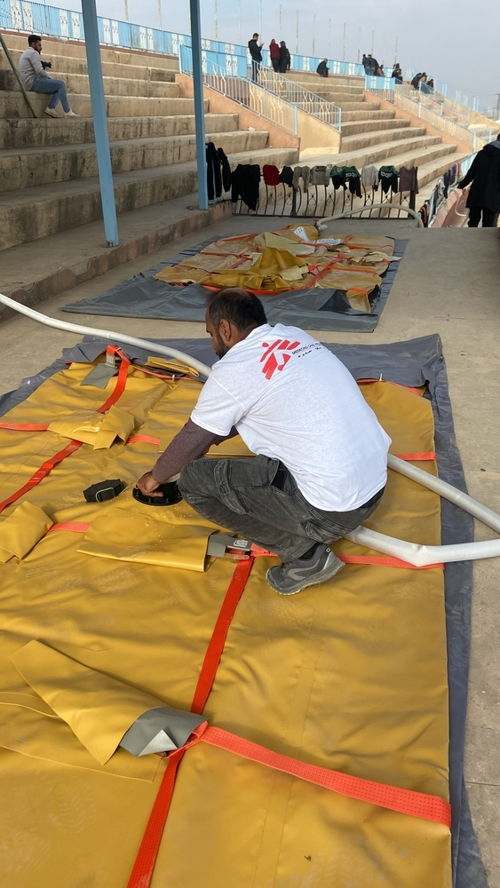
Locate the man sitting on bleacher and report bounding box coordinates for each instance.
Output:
[18,34,78,118]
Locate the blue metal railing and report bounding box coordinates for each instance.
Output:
[0,0,364,79]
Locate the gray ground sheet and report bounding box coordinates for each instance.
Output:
[61,237,407,333]
[0,333,486,888]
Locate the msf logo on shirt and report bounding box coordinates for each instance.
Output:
[260,338,300,380]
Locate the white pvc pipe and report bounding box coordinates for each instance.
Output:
[0,293,213,378]
[1,292,499,566]
[315,203,424,229]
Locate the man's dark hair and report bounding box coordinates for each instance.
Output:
[207,288,267,330]
[28,34,42,46]
[252,33,259,39]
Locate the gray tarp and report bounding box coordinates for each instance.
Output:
[60,238,406,333]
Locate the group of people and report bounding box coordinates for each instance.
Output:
[248,34,291,81]
[411,72,434,93]
[362,54,402,82]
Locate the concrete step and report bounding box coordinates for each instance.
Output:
[303,137,456,173]
[0,195,231,308]
[416,151,469,193]
[2,49,176,81]
[0,112,240,149]
[0,131,270,191]
[341,117,409,136]
[0,147,298,250]
[338,101,378,112]
[285,71,365,88]
[340,125,430,152]
[0,69,181,98]
[290,83,365,101]
[0,90,208,119]
[1,33,179,69]
[341,109,395,122]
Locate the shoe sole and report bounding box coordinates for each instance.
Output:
[267,557,344,596]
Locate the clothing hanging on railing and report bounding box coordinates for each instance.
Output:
[231,164,261,210]
[279,166,294,187]
[378,166,399,194]
[206,142,222,200]
[361,165,379,189]
[217,148,232,193]
[262,165,281,186]
[398,166,419,193]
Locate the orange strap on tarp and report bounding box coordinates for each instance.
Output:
[127,435,161,446]
[127,559,255,888]
[338,554,444,570]
[393,452,436,461]
[0,348,130,515]
[199,725,451,826]
[0,422,49,430]
[191,557,254,715]
[126,715,451,888]
[48,521,91,535]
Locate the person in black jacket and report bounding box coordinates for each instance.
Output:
[458,136,500,227]
[278,41,291,74]
[248,33,263,82]
[316,59,329,77]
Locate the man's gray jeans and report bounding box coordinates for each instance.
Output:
[179,455,384,562]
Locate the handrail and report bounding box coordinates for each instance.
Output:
[257,67,342,132]
[180,48,342,135]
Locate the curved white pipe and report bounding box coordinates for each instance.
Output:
[0,293,213,378]
[315,203,424,229]
[1,292,499,566]
[347,526,500,566]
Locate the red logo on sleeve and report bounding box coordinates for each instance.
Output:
[260,339,300,380]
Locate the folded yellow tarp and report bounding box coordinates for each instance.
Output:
[0,360,450,888]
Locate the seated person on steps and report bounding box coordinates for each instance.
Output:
[136,289,390,597]
[18,34,78,118]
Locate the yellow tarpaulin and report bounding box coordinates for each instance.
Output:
[0,358,450,888]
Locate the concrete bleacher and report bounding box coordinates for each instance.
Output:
[0,32,298,255]
[284,70,469,200]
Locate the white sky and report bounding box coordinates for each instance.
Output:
[63,0,498,112]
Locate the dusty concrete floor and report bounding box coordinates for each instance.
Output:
[0,216,499,885]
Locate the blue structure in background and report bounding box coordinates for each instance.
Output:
[81,0,119,245]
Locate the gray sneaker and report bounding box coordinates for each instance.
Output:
[266,543,344,596]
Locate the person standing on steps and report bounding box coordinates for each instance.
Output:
[278,41,291,74]
[458,135,500,227]
[248,33,263,82]
[18,34,79,118]
[269,39,280,72]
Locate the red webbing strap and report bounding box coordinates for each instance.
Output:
[0,422,48,431]
[191,557,255,714]
[200,726,451,826]
[48,522,90,534]
[127,435,161,446]
[0,348,131,516]
[0,441,82,515]
[393,452,436,461]
[338,554,443,570]
[96,348,130,414]
[127,559,255,888]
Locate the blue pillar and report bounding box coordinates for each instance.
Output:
[81,0,119,245]
[189,0,209,210]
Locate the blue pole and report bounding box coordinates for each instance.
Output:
[189,0,208,210]
[81,0,119,245]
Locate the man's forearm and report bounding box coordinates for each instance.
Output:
[151,419,236,482]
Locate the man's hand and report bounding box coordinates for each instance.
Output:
[135,471,163,497]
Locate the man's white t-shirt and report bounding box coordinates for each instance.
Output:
[191,324,391,511]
